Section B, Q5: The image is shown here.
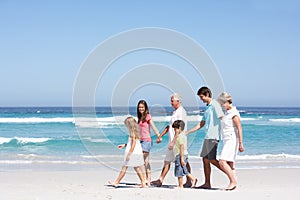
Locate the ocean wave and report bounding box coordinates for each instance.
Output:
[186,153,300,161]
[75,115,203,127]
[82,137,111,143]
[0,137,52,144]
[1,116,299,126]
[0,160,99,165]
[0,136,112,146]
[236,153,300,160]
[0,137,51,144]
[269,118,300,123]
[0,117,74,123]
[240,117,257,121]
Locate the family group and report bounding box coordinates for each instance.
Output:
[108,86,244,190]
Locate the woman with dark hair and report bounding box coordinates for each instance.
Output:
[137,100,160,186]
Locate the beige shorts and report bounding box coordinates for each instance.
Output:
[164,149,175,162]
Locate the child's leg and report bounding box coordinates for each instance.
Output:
[183,161,192,187]
[109,166,128,187]
[143,152,151,185]
[134,166,147,187]
[178,177,183,188]
[186,173,198,188]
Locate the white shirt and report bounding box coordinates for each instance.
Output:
[168,106,187,143]
[221,106,240,140]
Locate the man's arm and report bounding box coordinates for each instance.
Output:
[156,125,169,143]
[186,120,205,135]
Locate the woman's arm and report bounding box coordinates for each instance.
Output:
[149,119,160,137]
[233,116,244,152]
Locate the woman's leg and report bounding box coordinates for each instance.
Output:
[219,160,237,189]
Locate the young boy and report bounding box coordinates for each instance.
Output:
[171,120,197,188]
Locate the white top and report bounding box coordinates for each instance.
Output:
[168,106,187,143]
[123,137,144,167]
[221,106,240,140]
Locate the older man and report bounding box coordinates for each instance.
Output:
[151,93,192,187]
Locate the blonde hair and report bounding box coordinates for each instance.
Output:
[124,116,141,139]
[218,92,232,104]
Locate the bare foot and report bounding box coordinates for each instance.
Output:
[108,181,118,188]
[183,180,192,188]
[191,178,198,188]
[139,183,148,188]
[225,183,237,191]
[145,179,151,186]
[196,183,211,189]
[150,179,162,187]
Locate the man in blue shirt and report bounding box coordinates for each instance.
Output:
[186,86,224,189]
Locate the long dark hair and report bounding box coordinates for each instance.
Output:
[137,100,150,123]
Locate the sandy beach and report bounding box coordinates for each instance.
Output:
[0,164,299,200]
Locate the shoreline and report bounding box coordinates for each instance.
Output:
[1,154,300,172]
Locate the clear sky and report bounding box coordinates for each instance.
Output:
[0,0,300,107]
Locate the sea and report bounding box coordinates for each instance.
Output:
[1,106,300,171]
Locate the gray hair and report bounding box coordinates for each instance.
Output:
[218,92,232,104]
[171,93,182,102]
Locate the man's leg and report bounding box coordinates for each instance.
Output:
[151,161,171,187]
[199,157,212,189]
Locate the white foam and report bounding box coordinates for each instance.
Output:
[236,153,300,160]
[240,117,257,121]
[0,117,74,123]
[82,137,111,143]
[0,137,51,144]
[269,118,300,123]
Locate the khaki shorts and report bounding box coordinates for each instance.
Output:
[164,149,175,162]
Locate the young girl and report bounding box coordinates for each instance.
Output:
[218,92,244,191]
[136,100,160,186]
[109,116,147,188]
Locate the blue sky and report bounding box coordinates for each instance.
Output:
[0,0,300,107]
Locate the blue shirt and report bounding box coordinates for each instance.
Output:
[202,99,224,140]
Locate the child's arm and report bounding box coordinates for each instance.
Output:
[117,144,127,149]
[180,144,185,167]
[126,133,136,161]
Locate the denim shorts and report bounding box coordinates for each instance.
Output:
[140,141,152,152]
[174,154,189,177]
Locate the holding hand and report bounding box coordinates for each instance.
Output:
[156,136,162,143]
[118,144,126,149]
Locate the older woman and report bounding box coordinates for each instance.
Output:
[218,92,244,191]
